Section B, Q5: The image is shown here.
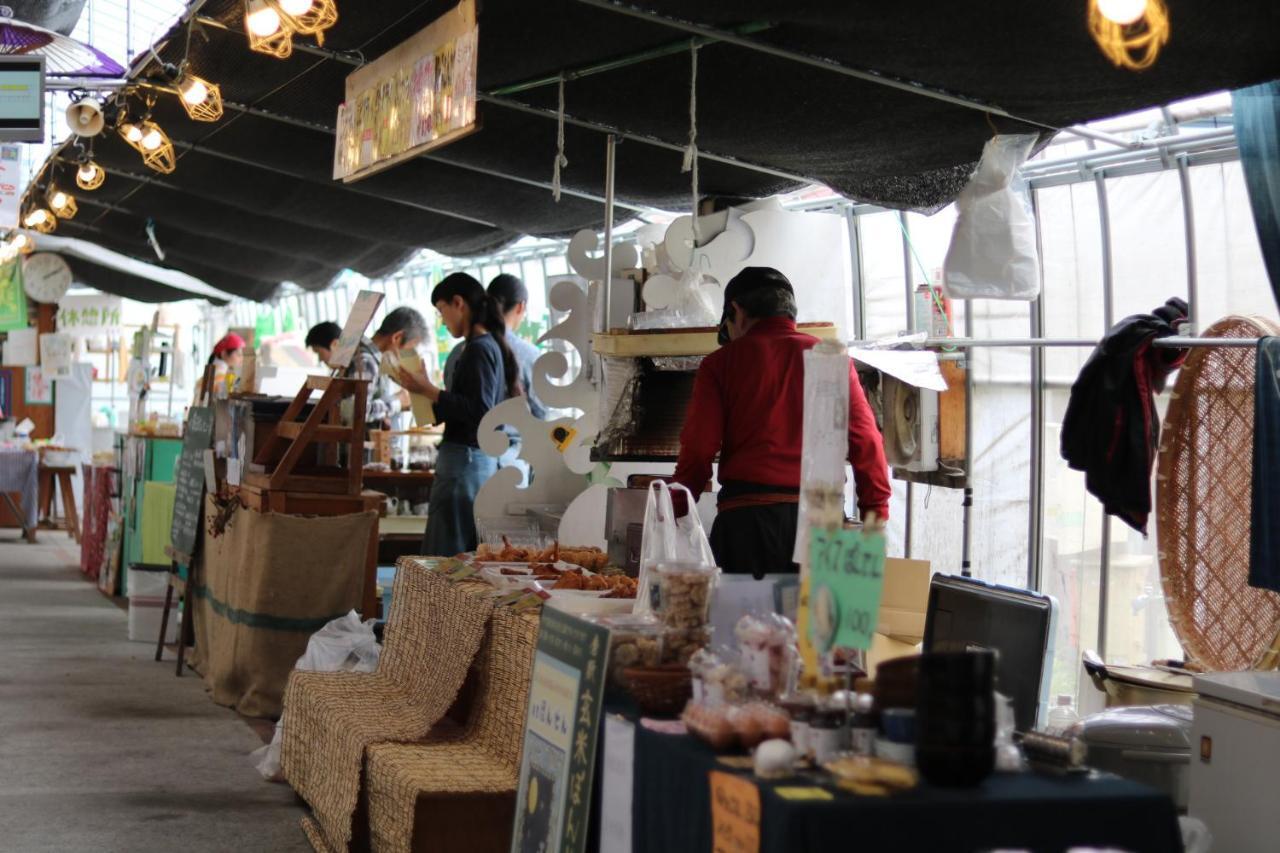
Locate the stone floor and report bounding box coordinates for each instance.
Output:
[0,532,309,853]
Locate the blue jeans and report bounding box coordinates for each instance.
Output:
[422,442,497,556]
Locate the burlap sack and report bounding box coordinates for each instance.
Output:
[189,497,374,719]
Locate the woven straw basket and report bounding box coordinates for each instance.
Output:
[1157,315,1280,671]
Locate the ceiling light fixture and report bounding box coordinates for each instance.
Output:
[246,0,293,58]
[76,160,105,191]
[47,186,77,220]
[23,207,56,233]
[177,71,223,121]
[119,117,177,174]
[273,0,338,46]
[1088,0,1169,70]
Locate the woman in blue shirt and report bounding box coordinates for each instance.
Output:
[395,273,522,555]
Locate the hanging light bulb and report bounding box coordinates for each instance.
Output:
[10,233,31,254]
[180,76,209,105]
[1096,0,1149,24]
[278,0,315,15]
[23,207,55,233]
[46,185,77,220]
[122,122,143,143]
[141,128,163,151]
[76,160,105,190]
[176,72,223,121]
[246,0,282,36]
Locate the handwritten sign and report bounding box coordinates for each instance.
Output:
[328,290,385,370]
[38,332,73,378]
[511,606,610,853]
[709,771,760,853]
[807,525,888,651]
[57,294,123,336]
[334,0,478,182]
[170,406,215,560]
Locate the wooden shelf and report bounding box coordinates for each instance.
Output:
[593,322,837,358]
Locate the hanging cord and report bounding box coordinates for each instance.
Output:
[551,75,568,202]
[682,43,700,245]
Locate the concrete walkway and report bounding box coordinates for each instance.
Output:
[0,534,309,853]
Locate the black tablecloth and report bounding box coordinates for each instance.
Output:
[626,717,1183,853]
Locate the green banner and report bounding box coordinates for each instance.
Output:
[0,259,27,332]
[808,525,888,651]
[512,606,610,853]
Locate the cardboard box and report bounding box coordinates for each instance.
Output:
[878,557,931,643]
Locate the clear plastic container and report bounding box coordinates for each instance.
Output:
[590,614,665,687]
[1046,693,1080,735]
[654,561,717,629]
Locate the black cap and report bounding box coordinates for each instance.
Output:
[719,267,794,344]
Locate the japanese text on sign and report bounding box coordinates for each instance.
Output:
[710,771,760,853]
[807,525,888,651]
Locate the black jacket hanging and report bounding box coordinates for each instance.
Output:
[1061,297,1190,535]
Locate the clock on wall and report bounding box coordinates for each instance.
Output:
[22,252,73,304]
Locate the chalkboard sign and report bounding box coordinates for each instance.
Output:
[170,406,215,560]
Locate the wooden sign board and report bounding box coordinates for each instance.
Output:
[709,771,760,853]
[511,607,610,853]
[334,0,478,182]
[328,290,385,370]
[170,405,215,560]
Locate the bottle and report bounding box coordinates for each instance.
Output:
[1045,693,1080,735]
[850,693,877,757]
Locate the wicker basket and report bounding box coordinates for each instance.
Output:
[624,664,693,717]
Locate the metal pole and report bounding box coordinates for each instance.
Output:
[601,134,616,332]
[899,212,915,558]
[846,206,866,342]
[1096,171,1114,660]
[1176,153,1199,331]
[920,336,1256,349]
[961,299,974,577]
[1028,191,1046,592]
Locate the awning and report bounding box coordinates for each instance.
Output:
[23,231,236,303]
[35,1,1280,301]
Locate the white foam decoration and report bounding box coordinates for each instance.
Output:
[661,208,754,275]
[567,228,641,281]
[533,275,598,418]
[473,399,594,520]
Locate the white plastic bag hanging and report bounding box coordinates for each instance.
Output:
[943,133,1041,301]
[636,481,716,613]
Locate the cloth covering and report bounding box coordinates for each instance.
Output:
[1061,297,1190,534]
[1251,337,1280,592]
[188,497,374,718]
[280,560,493,853]
[627,712,1181,853]
[0,448,38,530]
[79,463,113,579]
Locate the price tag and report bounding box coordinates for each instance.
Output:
[773,786,834,801]
[807,526,888,651]
[709,771,760,853]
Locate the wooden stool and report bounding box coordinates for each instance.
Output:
[38,465,80,544]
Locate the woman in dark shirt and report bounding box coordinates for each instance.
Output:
[395,273,522,555]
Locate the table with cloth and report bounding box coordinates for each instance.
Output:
[616,713,1183,853]
[0,447,39,539]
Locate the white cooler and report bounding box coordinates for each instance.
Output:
[1188,671,1280,853]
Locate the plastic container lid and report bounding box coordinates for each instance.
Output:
[1069,704,1193,752]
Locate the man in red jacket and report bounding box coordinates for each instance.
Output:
[672,267,891,578]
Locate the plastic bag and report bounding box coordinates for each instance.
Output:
[251,610,382,781]
[636,481,716,613]
[943,133,1041,301]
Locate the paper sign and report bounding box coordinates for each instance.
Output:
[709,771,760,853]
[807,525,888,652]
[0,259,26,332]
[39,332,73,378]
[384,348,435,425]
[24,365,51,404]
[0,145,21,229]
[4,326,36,365]
[328,290,384,370]
[849,347,948,392]
[600,716,635,853]
[511,607,611,853]
[57,293,124,336]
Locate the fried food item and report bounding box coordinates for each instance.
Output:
[552,570,587,590]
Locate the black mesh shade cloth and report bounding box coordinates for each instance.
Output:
[46,0,1280,301]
